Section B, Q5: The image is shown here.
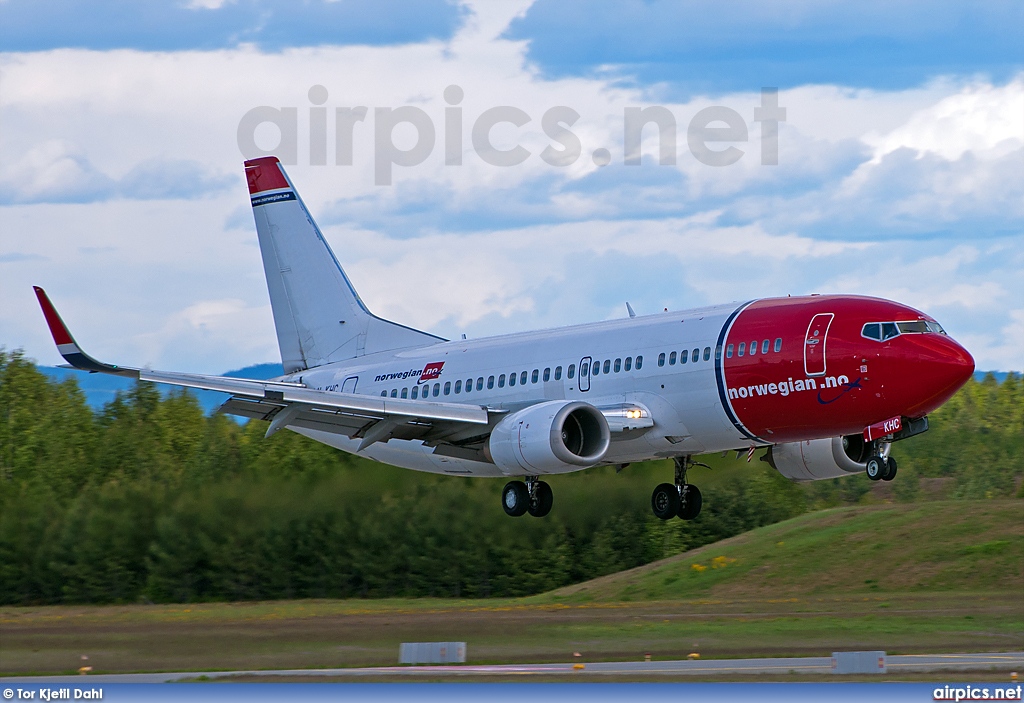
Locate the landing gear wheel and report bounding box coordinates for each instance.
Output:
[652,483,680,520]
[865,455,885,481]
[528,481,553,517]
[678,484,702,520]
[881,456,897,481]
[502,481,529,517]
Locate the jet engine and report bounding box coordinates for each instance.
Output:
[763,435,870,481]
[486,400,611,474]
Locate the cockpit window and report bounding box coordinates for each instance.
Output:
[861,323,881,341]
[897,320,929,334]
[863,319,945,342]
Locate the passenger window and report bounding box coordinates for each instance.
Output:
[466,378,473,392]
[624,357,632,371]
[703,347,710,361]
[509,372,516,386]
[568,364,576,379]
[592,361,600,376]
[532,369,539,383]
[487,376,494,390]
[636,355,643,369]
[433,383,440,397]
[749,341,757,356]
[543,368,551,382]
[477,377,484,391]
[680,350,687,364]
[658,352,666,367]
[881,322,899,341]
[738,342,745,357]
[715,345,722,361]
[862,323,881,341]
[498,374,506,388]
[774,338,782,352]
[669,351,677,365]
[381,391,387,397]
[692,348,699,363]
[401,387,408,399]
[444,381,451,396]
[455,380,462,394]
[390,389,398,397]
[726,344,734,358]
[411,386,419,399]
[614,358,621,372]
[555,366,563,380]
[762,339,769,354]
[602,359,610,374]
[521,371,528,385]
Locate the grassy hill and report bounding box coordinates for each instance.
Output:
[541,500,1024,603]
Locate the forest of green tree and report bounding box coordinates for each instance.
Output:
[1,348,1020,605]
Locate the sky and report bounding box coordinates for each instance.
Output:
[1,0,1022,373]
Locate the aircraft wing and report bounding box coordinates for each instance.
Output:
[33,287,491,450]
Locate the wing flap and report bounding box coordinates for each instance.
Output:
[217,397,280,421]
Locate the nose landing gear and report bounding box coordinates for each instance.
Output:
[652,456,705,521]
[865,442,898,481]
[882,456,897,481]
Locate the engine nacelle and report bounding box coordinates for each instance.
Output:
[486,400,611,474]
[764,435,870,481]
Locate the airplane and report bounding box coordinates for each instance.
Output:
[34,156,976,520]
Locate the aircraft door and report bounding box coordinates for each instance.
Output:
[578,356,592,392]
[341,376,358,393]
[803,313,834,377]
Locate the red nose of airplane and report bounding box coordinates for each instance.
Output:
[903,334,975,417]
[940,337,975,388]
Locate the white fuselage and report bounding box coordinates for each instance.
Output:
[281,302,746,477]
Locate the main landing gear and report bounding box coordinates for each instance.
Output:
[652,456,704,521]
[502,476,553,518]
[865,443,898,482]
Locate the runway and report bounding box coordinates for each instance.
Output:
[6,652,1022,683]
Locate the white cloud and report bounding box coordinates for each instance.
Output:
[133,297,277,370]
[0,141,114,203]
[864,77,1024,163]
[834,78,1024,222]
[184,0,235,9]
[1,2,1021,374]
[332,214,868,332]
[959,309,1024,372]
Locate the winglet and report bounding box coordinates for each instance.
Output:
[32,287,138,378]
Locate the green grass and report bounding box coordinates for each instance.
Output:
[2,500,1021,676]
[537,500,1024,602]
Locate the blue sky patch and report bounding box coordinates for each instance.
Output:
[505,0,1024,96]
[0,0,465,52]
